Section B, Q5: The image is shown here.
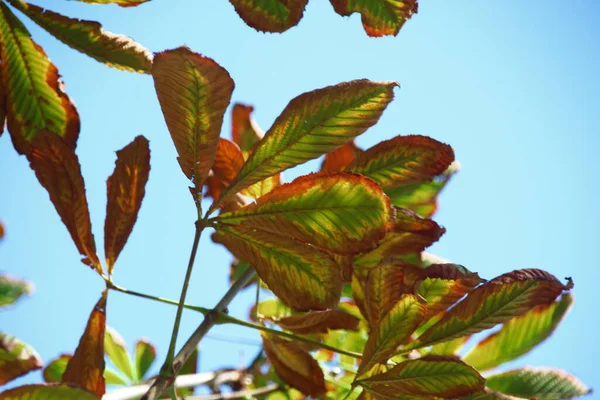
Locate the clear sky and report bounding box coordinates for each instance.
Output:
[2,0,599,395]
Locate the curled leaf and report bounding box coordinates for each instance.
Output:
[229,0,308,33]
[330,0,419,37]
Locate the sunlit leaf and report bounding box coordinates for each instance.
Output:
[321,141,362,172]
[104,136,150,275]
[229,0,308,33]
[26,130,101,272]
[213,224,343,310]
[216,80,397,207]
[358,356,484,398]
[0,332,42,385]
[152,46,234,201]
[405,269,573,351]
[250,297,294,322]
[461,388,521,400]
[0,3,79,154]
[262,332,326,397]
[275,309,360,334]
[62,290,107,397]
[0,384,99,399]
[428,336,469,356]
[104,368,127,386]
[330,0,419,37]
[0,273,33,308]
[70,0,149,7]
[205,138,244,203]
[463,293,573,371]
[6,0,152,73]
[231,103,263,156]
[134,339,156,381]
[217,172,393,255]
[43,354,71,383]
[0,66,5,137]
[363,263,413,329]
[104,327,133,381]
[486,368,591,400]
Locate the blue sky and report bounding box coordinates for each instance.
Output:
[1,0,599,395]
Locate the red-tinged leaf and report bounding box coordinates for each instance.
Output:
[358,356,485,398]
[104,136,150,275]
[261,332,326,397]
[0,384,99,399]
[134,339,156,381]
[215,80,398,208]
[213,224,343,311]
[205,138,245,203]
[363,263,409,329]
[71,0,149,6]
[321,141,362,172]
[0,273,33,308]
[0,222,4,239]
[231,103,263,156]
[0,3,80,155]
[217,172,394,255]
[26,130,100,272]
[275,309,360,334]
[463,293,573,371]
[6,0,152,73]
[461,388,521,400]
[62,290,107,397]
[349,135,454,189]
[486,368,591,400]
[330,0,418,37]
[0,65,5,136]
[0,332,42,385]
[152,46,234,201]
[229,0,308,33]
[43,354,71,383]
[405,269,573,351]
[358,295,426,376]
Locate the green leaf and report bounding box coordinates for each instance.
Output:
[213,224,343,311]
[250,297,295,322]
[104,327,134,381]
[0,2,80,155]
[217,172,393,255]
[463,293,573,371]
[0,384,99,399]
[329,0,419,37]
[453,387,519,400]
[134,339,156,381]
[104,368,128,386]
[357,356,485,398]
[215,80,397,207]
[428,336,469,356]
[6,0,152,73]
[0,332,42,385]
[229,0,308,33]
[152,46,234,200]
[0,273,33,308]
[486,368,591,400]
[70,0,149,6]
[43,354,71,383]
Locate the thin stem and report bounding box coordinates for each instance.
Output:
[254,278,260,321]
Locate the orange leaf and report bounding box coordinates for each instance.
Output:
[321,141,362,172]
[62,290,107,397]
[0,63,5,137]
[275,309,360,334]
[205,138,244,202]
[231,103,263,156]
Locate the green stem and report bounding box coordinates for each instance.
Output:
[107,282,210,314]
[341,385,357,400]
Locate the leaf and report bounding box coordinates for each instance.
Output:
[229,0,308,33]
[262,332,326,397]
[217,172,394,255]
[6,0,152,73]
[349,135,454,189]
[275,309,360,334]
[104,327,134,381]
[134,339,156,381]
[0,66,5,137]
[70,0,149,6]
[250,297,294,322]
[231,103,263,156]
[216,80,398,207]
[205,138,245,203]
[321,141,362,172]
[62,290,107,397]
[405,269,573,351]
[104,136,150,275]
[0,384,99,399]
[0,273,33,308]
[358,356,485,398]
[486,368,591,400]
[463,293,574,372]
[213,224,343,310]
[26,130,101,272]
[363,263,411,329]
[152,46,234,200]
[0,332,42,385]
[43,354,71,383]
[330,0,419,37]
[0,3,80,155]
[461,388,521,400]
[104,368,127,386]
[428,336,469,356]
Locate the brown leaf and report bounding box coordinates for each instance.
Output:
[321,141,362,172]
[229,0,309,33]
[364,263,409,329]
[275,309,360,334]
[205,138,244,203]
[0,62,5,137]
[0,333,42,385]
[231,103,263,155]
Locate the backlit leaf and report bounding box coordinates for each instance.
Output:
[205,138,244,203]
[0,3,79,154]
[231,103,263,155]
[486,368,591,400]
[428,336,469,356]
[461,388,521,400]
[405,269,573,351]
[62,290,107,397]
[6,0,152,73]
[0,384,99,400]
[0,66,5,136]
[104,327,133,381]
[104,136,150,275]
[217,172,393,255]
[262,332,326,397]
[229,0,308,33]
[0,332,42,385]
[43,354,71,383]
[26,130,100,272]
[134,339,156,381]
[213,224,343,310]
[0,273,33,308]
[71,0,149,6]
[349,135,454,189]
[358,356,484,398]
[251,297,294,322]
[215,80,397,207]
[275,309,360,334]
[363,263,412,329]
[321,141,362,172]
[330,0,419,37]
[104,368,127,386]
[463,293,573,371]
[152,46,234,200]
